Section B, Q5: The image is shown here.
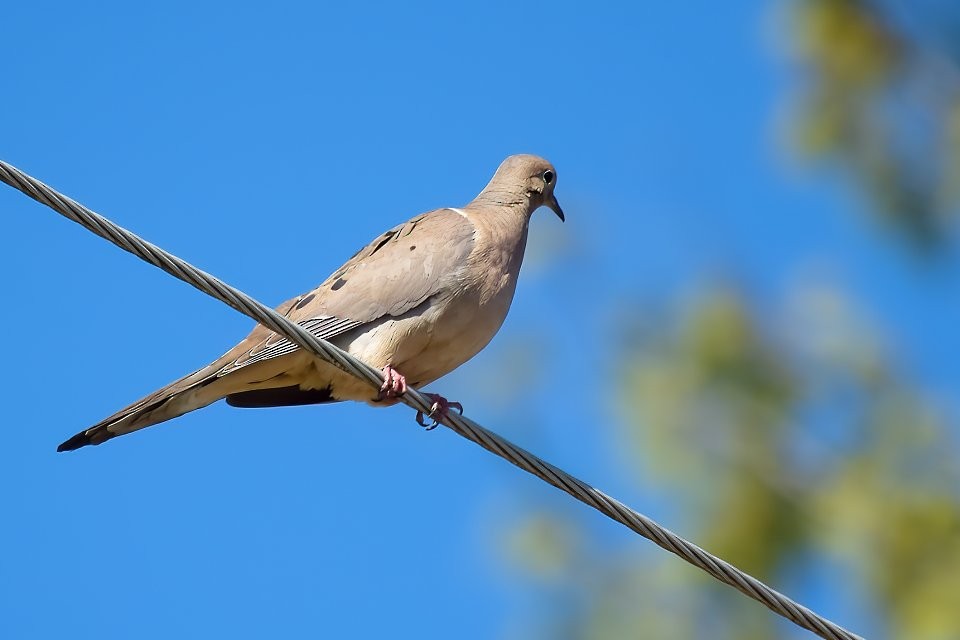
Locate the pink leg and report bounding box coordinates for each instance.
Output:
[379,364,408,399]
[416,393,464,431]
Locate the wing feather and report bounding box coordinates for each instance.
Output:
[220,208,475,373]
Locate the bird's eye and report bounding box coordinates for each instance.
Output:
[542,170,555,184]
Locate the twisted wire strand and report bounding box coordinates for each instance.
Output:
[0,160,863,640]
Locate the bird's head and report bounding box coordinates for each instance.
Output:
[477,154,564,221]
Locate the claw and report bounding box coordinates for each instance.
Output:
[416,411,438,430]
[415,393,463,430]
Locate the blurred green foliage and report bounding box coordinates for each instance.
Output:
[785,0,960,248]
[497,3,960,638]
[504,285,959,639]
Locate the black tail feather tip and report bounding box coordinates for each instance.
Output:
[57,431,97,452]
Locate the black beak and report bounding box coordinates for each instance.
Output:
[546,193,565,222]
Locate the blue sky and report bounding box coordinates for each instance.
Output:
[2,2,958,638]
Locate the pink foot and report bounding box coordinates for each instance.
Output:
[416,393,464,430]
[379,364,408,399]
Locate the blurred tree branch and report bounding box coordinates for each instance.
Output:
[784,0,960,250]
[501,283,959,639]
[495,3,960,637]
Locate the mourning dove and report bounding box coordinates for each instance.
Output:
[58,154,564,451]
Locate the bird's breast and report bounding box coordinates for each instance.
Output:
[402,238,524,383]
[339,222,529,390]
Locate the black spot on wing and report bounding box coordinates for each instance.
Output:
[331,278,347,291]
[370,231,397,256]
[294,293,316,310]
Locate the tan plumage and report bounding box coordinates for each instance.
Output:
[58,154,564,451]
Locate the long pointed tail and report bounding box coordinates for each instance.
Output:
[57,365,224,452]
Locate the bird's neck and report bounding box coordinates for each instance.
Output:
[468,188,534,218]
[471,187,531,209]
[463,195,531,242]
[459,197,531,307]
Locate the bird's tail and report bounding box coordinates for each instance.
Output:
[57,364,226,452]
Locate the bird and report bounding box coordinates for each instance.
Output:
[57,154,564,451]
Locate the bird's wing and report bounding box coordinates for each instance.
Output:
[216,207,476,376]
